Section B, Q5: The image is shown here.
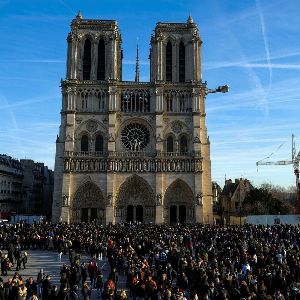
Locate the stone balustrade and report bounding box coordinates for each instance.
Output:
[64,150,200,158]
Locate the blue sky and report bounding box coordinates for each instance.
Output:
[0,0,299,189]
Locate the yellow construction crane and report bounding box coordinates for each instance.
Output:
[256,134,300,213]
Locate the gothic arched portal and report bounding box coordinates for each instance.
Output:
[164,179,195,224]
[115,175,155,223]
[71,181,105,224]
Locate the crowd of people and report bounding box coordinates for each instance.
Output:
[0,222,300,300]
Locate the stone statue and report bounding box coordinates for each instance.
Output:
[196,193,203,206]
[62,195,69,206]
[156,194,162,206]
[107,194,113,206]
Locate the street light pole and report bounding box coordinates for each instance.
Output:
[239,184,242,227]
[205,84,229,225]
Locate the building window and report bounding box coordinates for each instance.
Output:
[98,94,105,112]
[95,134,104,152]
[81,135,89,152]
[166,95,173,112]
[167,136,174,152]
[121,91,150,113]
[166,41,172,82]
[180,136,188,153]
[97,39,105,80]
[235,202,239,211]
[82,39,92,80]
[179,95,185,112]
[80,93,88,111]
[179,41,185,82]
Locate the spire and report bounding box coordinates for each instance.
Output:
[187,14,194,24]
[135,40,140,83]
[76,11,83,20]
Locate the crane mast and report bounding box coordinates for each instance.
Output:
[256,134,300,213]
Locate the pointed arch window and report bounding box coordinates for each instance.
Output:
[81,135,89,152]
[95,134,104,152]
[82,39,92,80]
[98,93,105,112]
[179,95,185,112]
[97,39,105,80]
[180,136,188,153]
[179,41,185,82]
[167,136,174,152]
[166,41,172,82]
[166,95,173,112]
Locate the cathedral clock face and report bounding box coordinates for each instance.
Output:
[121,123,150,151]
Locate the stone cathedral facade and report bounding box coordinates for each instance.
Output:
[52,13,213,224]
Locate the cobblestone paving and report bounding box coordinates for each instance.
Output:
[1,250,127,299]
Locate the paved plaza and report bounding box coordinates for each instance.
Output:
[1,249,127,299]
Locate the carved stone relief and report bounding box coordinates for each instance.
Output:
[185,118,192,126]
[193,135,200,143]
[171,121,183,134]
[163,116,169,124]
[72,182,105,209]
[65,134,73,142]
[76,117,83,124]
[156,134,163,142]
[86,120,98,132]
[164,179,194,205]
[108,133,115,142]
[116,175,155,207]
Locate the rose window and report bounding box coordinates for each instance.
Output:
[121,123,150,151]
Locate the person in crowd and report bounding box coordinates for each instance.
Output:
[41,275,52,300]
[49,285,59,300]
[36,268,44,297]
[25,277,37,298]
[17,283,27,300]
[58,272,70,300]
[0,279,5,300]
[119,289,128,300]
[95,269,104,298]
[21,252,27,270]
[81,281,91,300]
[81,262,88,286]
[1,256,10,276]
[68,285,79,300]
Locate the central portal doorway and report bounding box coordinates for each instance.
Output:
[169,205,187,224]
[126,205,144,223]
[127,205,134,222]
[136,205,143,222]
[179,205,186,223]
[170,205,177,224]
[116,175,156,223]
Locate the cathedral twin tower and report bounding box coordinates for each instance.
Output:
[52,13,213,224]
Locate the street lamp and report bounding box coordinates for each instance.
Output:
[206,85,229,95]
